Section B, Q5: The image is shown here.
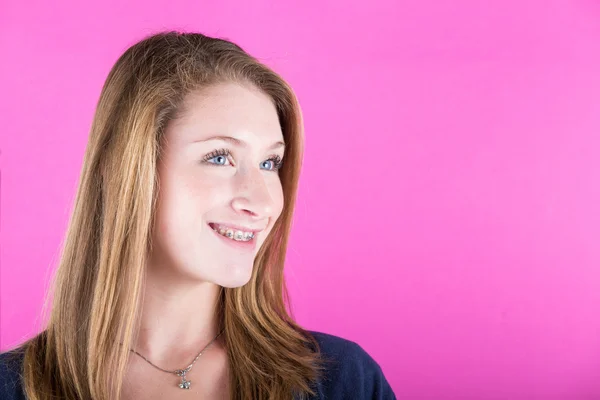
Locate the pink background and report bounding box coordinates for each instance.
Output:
[2,1,600,398]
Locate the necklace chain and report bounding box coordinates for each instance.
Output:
[128,328,224,389]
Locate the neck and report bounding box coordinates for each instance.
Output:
[132,267,224,368]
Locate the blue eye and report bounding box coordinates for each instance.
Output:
[209,155,229,165]
[202,149,232,166]
[261,160,273,169]
[261,156,284,171]
[202,148,283,171]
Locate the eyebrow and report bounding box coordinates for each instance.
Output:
[193,135,285,151]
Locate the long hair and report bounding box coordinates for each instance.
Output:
[13,31,324,399]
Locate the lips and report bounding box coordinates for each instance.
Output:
[208,222,263,233]
[208,222,258,250]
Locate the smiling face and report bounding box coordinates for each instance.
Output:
[149,82,286,287]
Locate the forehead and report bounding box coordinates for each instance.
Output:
[167,82,284,147]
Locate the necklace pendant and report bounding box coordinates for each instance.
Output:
[179,378,191,389]
[177,370,191,389]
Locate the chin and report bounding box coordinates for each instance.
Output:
[213,263,254,288]
[217,276,253,289]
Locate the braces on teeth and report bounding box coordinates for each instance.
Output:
[212,224,255,242]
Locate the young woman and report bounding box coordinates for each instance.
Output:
[0,31,395,399]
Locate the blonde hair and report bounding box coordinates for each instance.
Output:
[15,31,324,399]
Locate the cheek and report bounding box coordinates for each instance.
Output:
[155,177,210,235]
[186,177,230,218]
[271,180,285,217]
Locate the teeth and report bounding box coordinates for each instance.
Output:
[211,224,255,242]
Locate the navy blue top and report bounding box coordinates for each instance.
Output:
[0,331,396,399]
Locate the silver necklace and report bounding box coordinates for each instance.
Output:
[129,328,225,390]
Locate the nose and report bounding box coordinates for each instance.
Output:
[230,167,276,218]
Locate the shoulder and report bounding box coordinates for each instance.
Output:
[0,349,27,400]
[307,331,396,400]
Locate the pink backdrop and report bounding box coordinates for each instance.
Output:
[2,1,600,398]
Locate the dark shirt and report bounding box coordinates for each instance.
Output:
[0,331,396,399]
[0,348,24,400]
